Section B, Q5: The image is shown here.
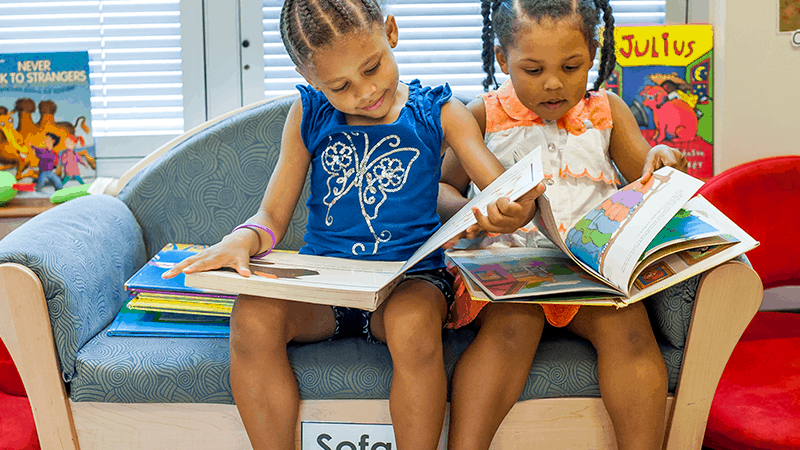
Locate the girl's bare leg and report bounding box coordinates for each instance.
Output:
[447,303,545,450]
[230,294,336,450]
[567,302,668,450]
[370,279,449,450]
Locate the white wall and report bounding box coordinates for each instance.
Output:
[708,0,800,173]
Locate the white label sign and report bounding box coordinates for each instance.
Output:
[301,422,396,450]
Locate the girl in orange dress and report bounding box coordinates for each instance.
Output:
[439,1,688,449]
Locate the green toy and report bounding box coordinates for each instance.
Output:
[0,171,17,206]
[50,183,91,204]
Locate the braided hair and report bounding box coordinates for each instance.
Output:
[480,0,616,93]
[280,0,384,71]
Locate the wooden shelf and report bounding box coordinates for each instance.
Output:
[0,197,55,219]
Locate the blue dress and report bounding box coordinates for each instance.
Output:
[297,80,452,272]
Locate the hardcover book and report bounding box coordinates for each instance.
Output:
[125,243,237,299]
[107,296,230,338]
[447,167,758,307]
[603,24,714,179]
[183,146,546,311]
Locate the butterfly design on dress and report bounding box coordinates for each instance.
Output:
[322,131,420,255]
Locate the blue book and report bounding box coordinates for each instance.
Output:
[107,297,230,338]
[124,243,236,298]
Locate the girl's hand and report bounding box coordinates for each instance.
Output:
[442,182,545,249]
[641,144,688,183]
[162,235,254,279]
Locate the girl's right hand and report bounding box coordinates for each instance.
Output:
[162,235,254,279]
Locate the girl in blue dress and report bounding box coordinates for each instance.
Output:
[165,0,543,448]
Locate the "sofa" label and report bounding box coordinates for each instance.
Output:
[301,422,395,450]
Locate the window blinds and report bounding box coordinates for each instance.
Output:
[261,0,666,100]
[0,0,184,137]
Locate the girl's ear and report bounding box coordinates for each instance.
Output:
[494,46,510,75]
[295,66,318,90]
[384,14,399,48]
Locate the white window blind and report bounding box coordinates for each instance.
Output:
[261,0,667,100]
[0,0,185,137]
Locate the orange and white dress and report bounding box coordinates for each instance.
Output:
[446,80,621,329]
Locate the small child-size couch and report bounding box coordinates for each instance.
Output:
[0,94,763,449]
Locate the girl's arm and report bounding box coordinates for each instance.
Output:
[163,99,311,279]
[607,91,687,183]
[439,98,543,233]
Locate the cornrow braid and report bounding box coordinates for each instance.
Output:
[591,0,616,92]
[480,0,498,91]
[280,0,384,70]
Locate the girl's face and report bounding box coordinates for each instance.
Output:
[300,15,401,124]
[65,139,77,150]
[496,16,597,122]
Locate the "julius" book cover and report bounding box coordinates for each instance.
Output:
[603,24,713,179]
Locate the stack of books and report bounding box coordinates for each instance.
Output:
[107,243,237,338]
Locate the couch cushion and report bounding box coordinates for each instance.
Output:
[70,326,682,403]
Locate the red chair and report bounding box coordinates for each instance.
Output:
[700,155,800,450]
[0,338,40,450]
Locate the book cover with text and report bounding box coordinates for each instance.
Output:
[603,24,713,179]
[0,51,95,186]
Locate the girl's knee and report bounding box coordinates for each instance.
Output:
[384,309,443,361]
[230,295,290,354]
[480,305,545,351]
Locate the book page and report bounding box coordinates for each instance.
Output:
[448,247,623,300]
[563,167,704,292]
[622,195,759,305]
[397,146,545,274]
[639,196,734,260]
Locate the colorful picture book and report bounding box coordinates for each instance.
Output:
[107,296,230,338]
[603,24,713,179]
[125,243,237,299]
[447,167,758,307]
[183,147,546,311]
[0,51,96,187]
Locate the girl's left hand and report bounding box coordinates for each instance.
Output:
[442,182,545,249]
[641,144,688,183]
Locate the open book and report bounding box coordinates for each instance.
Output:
[447,166,759,307]
[183,147,545,311]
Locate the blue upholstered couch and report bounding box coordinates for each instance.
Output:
[0,94,763,450]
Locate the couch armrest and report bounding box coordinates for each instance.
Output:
[0,194,146,382]
[664,260,763,449]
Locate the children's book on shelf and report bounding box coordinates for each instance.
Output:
[183,147,546,311]
[603,24,713,179]
[0,51,96,189]
[107,295,230,338]
[447,166,758,307]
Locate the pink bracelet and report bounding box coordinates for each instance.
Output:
[232,223,275,259]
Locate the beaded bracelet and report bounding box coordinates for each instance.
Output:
[231,223,275,259]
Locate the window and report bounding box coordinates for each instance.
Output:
[0,0,205,176]
[257,0,668,102]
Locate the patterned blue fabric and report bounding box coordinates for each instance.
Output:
[298,81,451,271]
[70,324,683,403]
[117,95,310,259]
[0,195,146,382]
